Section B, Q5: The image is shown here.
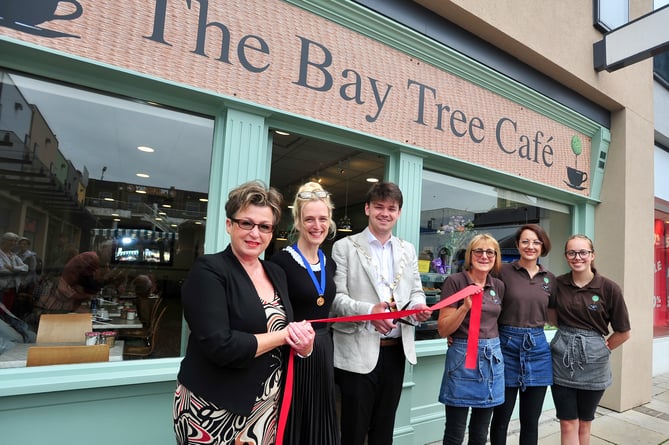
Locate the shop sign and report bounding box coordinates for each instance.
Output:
[0,0,593,194]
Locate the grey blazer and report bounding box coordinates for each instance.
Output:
[330,228,427,373]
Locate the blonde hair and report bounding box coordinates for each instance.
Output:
[291,182,336,239]
[464,233,502,275]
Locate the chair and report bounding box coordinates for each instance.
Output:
[35,313,93,344]
[26,344,110,367]
[118,298,162,345]
[123,306,167,359]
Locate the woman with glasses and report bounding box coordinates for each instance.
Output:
[270,182,340,445]
[490,224,555,445]
[174,181,315,445]
[437,234,505,445]
[550,234,631,445]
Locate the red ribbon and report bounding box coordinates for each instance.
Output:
[275,284,482,445]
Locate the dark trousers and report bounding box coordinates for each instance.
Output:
[490,386,547,445]
[443,405,493,445]
[335,343,405,445]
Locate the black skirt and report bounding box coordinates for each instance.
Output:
[284,328,341,445]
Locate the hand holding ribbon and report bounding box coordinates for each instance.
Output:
[276,284,482,445]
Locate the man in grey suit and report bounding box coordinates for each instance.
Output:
[331,182,432,445]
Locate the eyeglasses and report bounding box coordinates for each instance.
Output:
[472,249,496,258]
[230,218,274,234]
[519,239,543,247]
[565,250,592,259]
[297,191,330,199]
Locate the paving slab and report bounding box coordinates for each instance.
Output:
[422,373,669,444]
[591,414,668,445]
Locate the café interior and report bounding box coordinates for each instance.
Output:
[0,69,390,366]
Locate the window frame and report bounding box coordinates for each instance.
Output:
[594,0,629,33]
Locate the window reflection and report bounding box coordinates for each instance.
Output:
[0,71,214,366]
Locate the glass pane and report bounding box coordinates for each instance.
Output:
[0,71,214,365]
[594,0,629,32]
[654,52,669,87]
[417,170,571,340]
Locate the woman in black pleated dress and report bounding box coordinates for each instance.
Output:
[271,181,340,445]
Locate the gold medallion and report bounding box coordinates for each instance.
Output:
[316,296,325,306]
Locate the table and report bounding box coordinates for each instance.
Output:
[0,341,124,369]
[93,317,143,330]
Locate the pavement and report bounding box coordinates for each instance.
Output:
[426,372,669,444]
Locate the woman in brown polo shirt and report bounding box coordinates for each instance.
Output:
[490,224,556,445]
[438,234,505,445]
[550,234,631,445]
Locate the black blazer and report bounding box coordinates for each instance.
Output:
[177,246,293,415]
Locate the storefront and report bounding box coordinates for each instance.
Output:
[655,144,669,351]
[0,1,655,444]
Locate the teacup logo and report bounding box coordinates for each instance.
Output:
[566,166,588,188]
[0,0,82,38]
[565,135,588,190]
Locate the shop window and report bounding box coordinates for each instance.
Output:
[594,0,629,32]
[417,170,571,340]
[654,217,669,337]
[0,71,214,367]
[655,52,669,88]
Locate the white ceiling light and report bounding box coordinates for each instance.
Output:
[366,177,379,183]
[136,173,150,178]
[137,146,155,153]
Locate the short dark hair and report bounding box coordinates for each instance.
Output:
[225,181,283,224]
[365,182,403,208]
[514,224,552,256]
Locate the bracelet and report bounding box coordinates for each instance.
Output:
[297,349,313,358]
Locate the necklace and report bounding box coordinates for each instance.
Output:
[292,244,326,306]
[350,238,406,301]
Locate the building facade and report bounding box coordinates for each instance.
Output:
[0,1,657,443]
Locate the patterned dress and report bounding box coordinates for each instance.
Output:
[174,293,286,445]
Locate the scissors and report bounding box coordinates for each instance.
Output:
[392,300,419,326]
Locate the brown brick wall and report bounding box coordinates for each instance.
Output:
[0,0,591,194]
